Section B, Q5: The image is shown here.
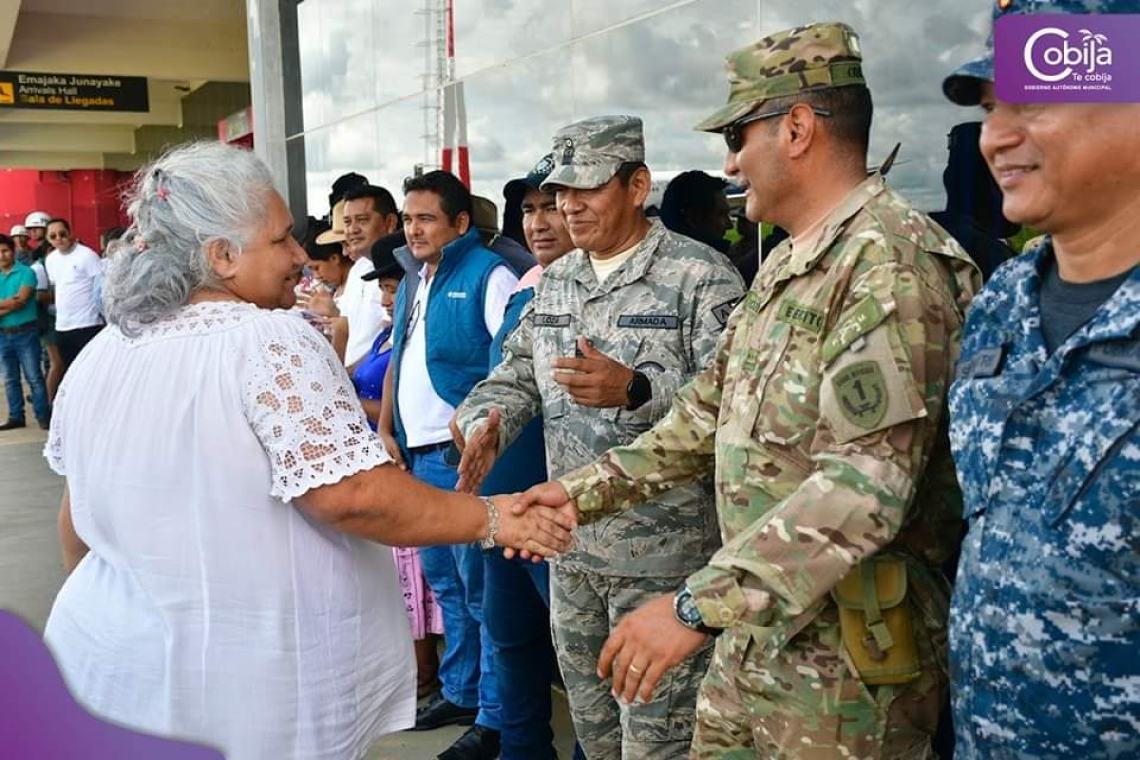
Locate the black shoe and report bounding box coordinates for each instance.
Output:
[37,417,50,430]
[0,419,26,431]
[437,725,500,760]
[412,692,478,732]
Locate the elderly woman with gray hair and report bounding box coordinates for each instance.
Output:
[41,142,574,760]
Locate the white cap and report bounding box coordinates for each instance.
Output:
[24,211,50,228]
[9,225,28,238]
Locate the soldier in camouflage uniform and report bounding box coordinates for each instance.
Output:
[455,115,745,759]
[517,22,981,758]
[944,2,1140,757]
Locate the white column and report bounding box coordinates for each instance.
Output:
[245,0,306,220]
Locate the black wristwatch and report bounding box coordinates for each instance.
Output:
[625,370,652,411]
[674,585,721,636]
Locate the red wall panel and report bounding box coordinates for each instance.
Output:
[0,168,131,251]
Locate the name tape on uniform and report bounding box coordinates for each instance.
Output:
[617,315,679,330]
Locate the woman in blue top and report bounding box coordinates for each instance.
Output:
[352,232,404,429]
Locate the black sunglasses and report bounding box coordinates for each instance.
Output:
[722,106,833,153]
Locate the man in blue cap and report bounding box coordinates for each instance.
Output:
[944,2,1140,758]
[452,154,578,760]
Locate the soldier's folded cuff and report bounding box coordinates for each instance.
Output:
[557,466,613,519]
[687,566,749,629]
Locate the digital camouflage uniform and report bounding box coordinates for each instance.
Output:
[456,116,745,760]
[944,2,1140,758]
[558,24,982,759]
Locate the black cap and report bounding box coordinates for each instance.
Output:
[503,153,556,206]
[329,172,369,208]
[362,231,407,282]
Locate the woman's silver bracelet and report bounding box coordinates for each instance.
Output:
[478,497,499,550]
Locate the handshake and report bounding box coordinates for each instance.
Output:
[484,482,579,562]
[447,408,580,561]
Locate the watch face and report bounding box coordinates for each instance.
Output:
[677,589,703,627]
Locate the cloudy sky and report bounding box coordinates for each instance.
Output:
[291,0,992,219]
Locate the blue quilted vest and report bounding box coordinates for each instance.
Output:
[391,228,505,454]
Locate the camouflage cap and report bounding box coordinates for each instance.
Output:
[540,115,645,191]
[694,21,865,133]
[944,0,1140,106]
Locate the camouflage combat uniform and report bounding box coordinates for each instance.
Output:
[948,245,1140,760]
[944,2,1140,757]
[456,116,745,760]
[557,24,982,759]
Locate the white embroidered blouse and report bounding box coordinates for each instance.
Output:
[43,301,414,760]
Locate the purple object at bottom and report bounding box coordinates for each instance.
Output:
[0,610,224,759]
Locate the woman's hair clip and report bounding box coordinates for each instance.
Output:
[153,168,169,201]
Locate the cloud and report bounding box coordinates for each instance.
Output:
[294,0,995,217]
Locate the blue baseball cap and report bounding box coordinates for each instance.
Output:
[943,0,1140,106]
[504,153,556,206]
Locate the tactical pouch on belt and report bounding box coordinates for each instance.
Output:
[831,555,921,685]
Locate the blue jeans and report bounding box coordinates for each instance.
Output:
[485,549,556,759]
[0,327,49,423]
[411,446,501,731]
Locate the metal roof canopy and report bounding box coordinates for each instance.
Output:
[0,0,251,171]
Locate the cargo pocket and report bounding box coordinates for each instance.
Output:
[831,555,922,686]
[1045,381,1140,526]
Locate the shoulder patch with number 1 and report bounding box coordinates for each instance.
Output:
[832,360,888,429]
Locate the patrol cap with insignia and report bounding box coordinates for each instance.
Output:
[540,115,645,191]
[943,0,1140,106]
[694,21,866,134]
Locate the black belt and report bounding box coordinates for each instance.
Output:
[0,321,37,335]
[408,440,451,455]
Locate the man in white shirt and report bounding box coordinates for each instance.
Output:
[44,218,103,373]
[381,170,516,760]
[337,185,401,368]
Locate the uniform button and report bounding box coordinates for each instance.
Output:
[719,609,734,625]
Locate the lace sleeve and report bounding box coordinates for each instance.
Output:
[43,380,68,476]
[242,315,392,502]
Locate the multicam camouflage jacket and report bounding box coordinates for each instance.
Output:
[456,220,745,577]
[558,175,980,663]
[949,244,1140,760]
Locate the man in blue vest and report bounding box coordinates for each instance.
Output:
[386,169,518,760]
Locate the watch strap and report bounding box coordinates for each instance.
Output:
[625,370,651,411]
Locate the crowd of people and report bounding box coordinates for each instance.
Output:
[20,1,1139,759]
[0,212,112,433]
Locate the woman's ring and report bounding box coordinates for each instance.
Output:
[628,664,643,675]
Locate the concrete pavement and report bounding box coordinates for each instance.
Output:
[0,386,577,759]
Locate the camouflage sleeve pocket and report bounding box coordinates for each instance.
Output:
[819,297,927,445]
